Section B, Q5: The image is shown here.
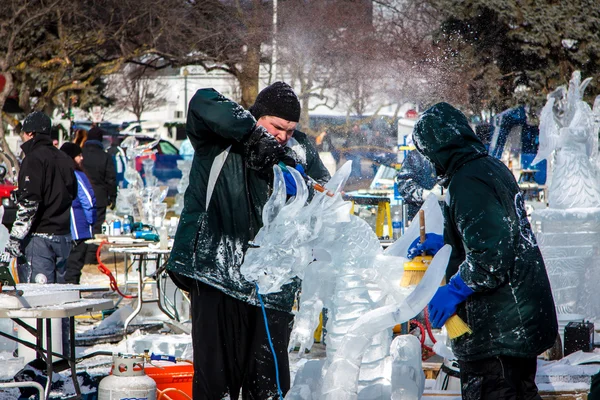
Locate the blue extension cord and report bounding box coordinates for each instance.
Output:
[255,283,285,399]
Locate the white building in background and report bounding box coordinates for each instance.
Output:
[62,64,413,150]
[103,65,409,120]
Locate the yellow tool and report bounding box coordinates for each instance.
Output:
[399,210,472,339]
[400,211,430,287]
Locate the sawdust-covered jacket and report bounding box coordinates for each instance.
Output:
[413,102,557,361]
[166,89,300,313]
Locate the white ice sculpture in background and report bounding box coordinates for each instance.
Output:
[141,158,157,187]
[532,70,600,208]
[532,71,600,320]
[241,162,448,399]
[120,136,144,190]
[173,159,192,216]
[115,136,168,225]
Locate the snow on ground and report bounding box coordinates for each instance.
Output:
[0,263,599,398]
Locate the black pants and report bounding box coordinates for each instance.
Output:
[191,281,293,400]
[19,234,72,284]
[65,239,88,284]
[459,356,541,400]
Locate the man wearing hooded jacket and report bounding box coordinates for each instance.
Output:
[410,102,557,399]
[167,87,307,399]
[6,111,77,283]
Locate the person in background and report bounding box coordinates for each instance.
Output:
[343,124,364,177]
[5,111,77,283]
[408,102,557,400]
[167,87,302,399]
[82,126,116,262]
[73,129,88,148]
[106,136,128,188]
[395,148,437,222]
[60,143,96,284]
[249,81,330,192]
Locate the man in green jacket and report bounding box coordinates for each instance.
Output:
[409,102,557,399]
[167,84,327,399]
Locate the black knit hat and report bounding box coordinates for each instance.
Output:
[60,142,82,159]
[87,126,105,141]
[22,111,51,135]
[249,82,301,123]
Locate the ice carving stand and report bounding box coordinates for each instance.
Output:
[0,286,113,400]
[344,193,392,239]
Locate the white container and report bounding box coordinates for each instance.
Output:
[18,318,62,364]
[98,354,156,400]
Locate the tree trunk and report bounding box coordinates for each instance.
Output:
[0,71,20,181]
[239,41,261,109]
[299,80,312,135]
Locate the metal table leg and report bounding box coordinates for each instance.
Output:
[45,319,52,400]
[123,254,145,336]
[69,316,82,398]
[36,319,43,360]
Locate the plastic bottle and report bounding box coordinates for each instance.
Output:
[101,221,110,235]
[392,211,402,240]
[159,224,169,250]
[113,219,122,236]
[123,215,132,235]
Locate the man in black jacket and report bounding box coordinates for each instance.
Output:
[411,103,557,400]
[6,111,77,283]
[82,126,117,243]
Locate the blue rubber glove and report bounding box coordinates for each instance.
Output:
[406,233,444,259]
[428,273,474,328]
[282,164,305,196]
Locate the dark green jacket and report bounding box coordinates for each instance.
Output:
[167,89,327,312]
[413,102,557,361]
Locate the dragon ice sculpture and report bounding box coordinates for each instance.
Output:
[532,71,600,208]
[241,161,449,399]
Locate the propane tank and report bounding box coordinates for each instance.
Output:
[98,354,157,400]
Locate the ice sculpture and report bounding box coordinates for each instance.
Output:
[173,159,192,216]
[115,136,169,226]
[120,136,144,190]
[141,158,157,187]
[532,71,600,321]
[241,162,448,399]
[390,335,425,400]
[532,71,600,208]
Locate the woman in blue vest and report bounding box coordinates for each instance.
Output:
[60,142,97,284]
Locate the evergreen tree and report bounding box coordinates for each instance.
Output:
[424,0,600,113]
